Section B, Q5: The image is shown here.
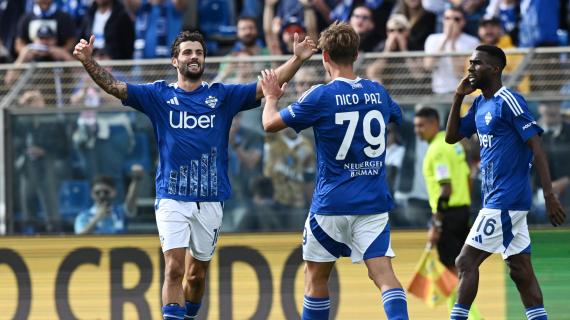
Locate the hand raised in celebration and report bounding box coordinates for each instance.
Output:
[259,69,287,100]
[73,35,95,63]
[292,33,318,62]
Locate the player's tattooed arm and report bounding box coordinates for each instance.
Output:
[73,35,127,100]
[82,57,128,100]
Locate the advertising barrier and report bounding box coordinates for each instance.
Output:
[1,231,513,319]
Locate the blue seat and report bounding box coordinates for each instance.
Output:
[59,180,92,219]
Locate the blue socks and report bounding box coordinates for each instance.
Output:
[162,303,185,320]
[185,301,201,319]
[450,303,470,320]
[302,295,330,320]
[382,288,409,319]
[525,305,547,320]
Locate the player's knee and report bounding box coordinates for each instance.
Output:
[186,268,207,288]
[455,254,475,274]
[507,260,529,284]
[164,260,185,282]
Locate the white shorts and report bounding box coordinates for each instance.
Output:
[302,212,395,263]
[155,199,223,261]
[466,208,531,259]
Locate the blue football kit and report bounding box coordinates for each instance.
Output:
[280,77,402,215]
[459,86,543,210]
[122,80,259,202]
[283,77,409,320]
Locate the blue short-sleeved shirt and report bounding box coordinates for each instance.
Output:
[122,80,259,201]
[280,77,402,215]
[459,86,543,210]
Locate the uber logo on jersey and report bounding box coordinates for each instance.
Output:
[477,132,494,148]
[169,111,216,129]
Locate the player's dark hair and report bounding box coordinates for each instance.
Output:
[414,107,440,123]
[171,30,207,58]
[92,175,116,189]
[476,44,506,71]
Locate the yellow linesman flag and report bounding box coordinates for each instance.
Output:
[407,246,459,308]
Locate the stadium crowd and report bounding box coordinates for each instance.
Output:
[2,0,570,234]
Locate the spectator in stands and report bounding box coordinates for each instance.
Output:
[264,2,318,55]
[477,16,529,93]
[518,0,560,47]
[330,0,394,44]
[367,14,430,96]
[124,0,185,59]
[386,123,406,195]
[14,89,67,233]
[392,0,437,51]
[451,0,487,37]
[227,113,264,203]
[15,0,76,55]
[263,128,315,228]
[483,0,519,45]
[535,101,570,216]
[0,0,27,61]
[424,7,479,94]
[74,169,143,234]
[236,176,284,231]
[215,16,270,83]
[348,5,379,52]
[80,0,135,60]
[5,25,74,106]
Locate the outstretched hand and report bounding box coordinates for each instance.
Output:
[259,69,287,100]
[73,35,95,63]
[456,76,476,96]
[293,33,318,62]
[545,193,566,226]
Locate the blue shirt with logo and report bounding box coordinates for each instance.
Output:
[122,80,258,201]
[459,86,543,210]
[280,77,402,215]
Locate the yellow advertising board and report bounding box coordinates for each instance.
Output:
[0,232,505,319]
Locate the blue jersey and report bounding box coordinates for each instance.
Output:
[459,86,543,210]
[280,77,402,215]
[122,80,258,201]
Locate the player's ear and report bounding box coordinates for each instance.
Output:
[323,51,331,63]
[171,57,178,69]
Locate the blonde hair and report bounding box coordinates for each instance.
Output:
[318,22,359,65]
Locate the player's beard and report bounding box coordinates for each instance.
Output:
[179,63,205,80]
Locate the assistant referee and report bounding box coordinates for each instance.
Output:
[414,107,471,273]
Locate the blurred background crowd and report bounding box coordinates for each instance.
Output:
[1,0,570,235]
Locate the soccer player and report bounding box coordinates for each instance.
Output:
[259,22,409,320]
[73,31,317,319]
[445,45,567,320]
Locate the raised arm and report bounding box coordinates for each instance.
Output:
[73,35,128,100]
[260,69,288,132]
[446,76,475,144]
[255,33,317,100]
[527,135,566,226]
